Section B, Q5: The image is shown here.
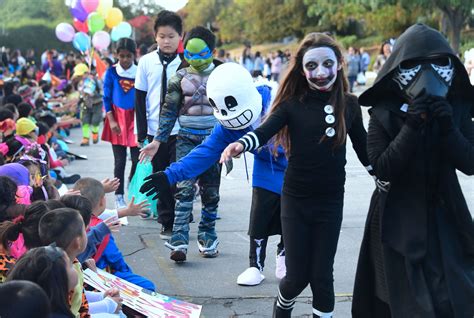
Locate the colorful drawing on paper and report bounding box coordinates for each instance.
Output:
[83,268,202,318]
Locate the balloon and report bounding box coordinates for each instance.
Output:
[73,32,91,52]
[70,0,88,22]
[92,31,111,50]
[73,18,88,33]
[87,12,105,34]
[81,0,99,13]
[111,22,132,42]
[97,0,113,18]
[106,7,123,28]
[55,23,75,42]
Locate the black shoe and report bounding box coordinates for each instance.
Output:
[170,249,187,263]
[159,225,172,240]
[61,174,81,184]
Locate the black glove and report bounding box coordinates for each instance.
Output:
[406,93,430,129]
[139,171,171,200]
[429,98,453,135]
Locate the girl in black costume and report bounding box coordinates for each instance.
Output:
[220,33,374,318]
[352,24,474,317]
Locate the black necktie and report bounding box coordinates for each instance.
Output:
[158,51,177,106]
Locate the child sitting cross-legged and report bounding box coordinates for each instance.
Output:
[73,178,155,291]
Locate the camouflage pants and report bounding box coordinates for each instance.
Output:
[170,128,221,247]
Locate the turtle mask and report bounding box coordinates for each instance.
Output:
[184,38,213,72]
[392,56,454,101]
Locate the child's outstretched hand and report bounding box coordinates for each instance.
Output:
[102,178,120,193]
[139,140,161,163]
[120,196,150,218]
[220,142,244,163]
[103,216,121,233]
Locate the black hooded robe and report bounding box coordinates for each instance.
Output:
[352,24,474,318]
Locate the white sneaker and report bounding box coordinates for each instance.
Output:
[275,252,286,280]
[237,267,265,286]
[115,194,127,209]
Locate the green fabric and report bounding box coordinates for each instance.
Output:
[91,125,99,134]
[184,38,213,72]
[82,123,90,138]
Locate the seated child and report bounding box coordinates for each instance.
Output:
[60,194,120,263]
[0,201,52,268]
[7,245,77,318]
[39,207,123,317]
[72,178,155,291]
[0,280,51,318]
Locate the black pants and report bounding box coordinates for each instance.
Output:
[248,187,284,270]
[111,145,139,195]
[148,135,176,228]
[277,192,343,315]
[249,236,284,270]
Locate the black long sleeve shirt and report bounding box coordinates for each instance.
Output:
[239,90,370,197]
[135,89,148,142]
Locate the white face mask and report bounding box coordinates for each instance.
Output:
[302,47,340,91]
[207,63,262,130]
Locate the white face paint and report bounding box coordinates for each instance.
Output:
[302,47,339,91]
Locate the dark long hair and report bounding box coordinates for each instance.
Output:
[0,201,51,250]
[269,33,349,155]
[7,246,74,318]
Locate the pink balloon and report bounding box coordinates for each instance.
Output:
[81,0,99,13]
[55,23,75,42]
[92,31,111,50]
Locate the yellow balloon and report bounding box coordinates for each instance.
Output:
[97,0,113,18]
[106,7,123,29]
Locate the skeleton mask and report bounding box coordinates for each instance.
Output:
[206,63,262,130]
[393,56,454,101]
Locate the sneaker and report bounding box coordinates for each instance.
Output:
[197,237,219,258]
[115,194,127,210]
[159,226,172,240]
[92,133,99,144]
[164,241,188,263]
[237,267,265,286]
[275,250,286,280]
[80,137,89,146]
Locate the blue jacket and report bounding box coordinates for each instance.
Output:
[77,222,110,263]
[164,85,287,195]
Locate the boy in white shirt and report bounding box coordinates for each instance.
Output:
[135,11,183,239]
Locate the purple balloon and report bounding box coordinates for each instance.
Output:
[70,0,88,22]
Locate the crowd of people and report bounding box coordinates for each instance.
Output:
[0,8,473,318]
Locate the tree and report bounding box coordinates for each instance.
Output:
[118,0,164,19]
[216,0,250,43]
[431,0,473,53]
[180,0,232,30]
[363,0,473,53]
